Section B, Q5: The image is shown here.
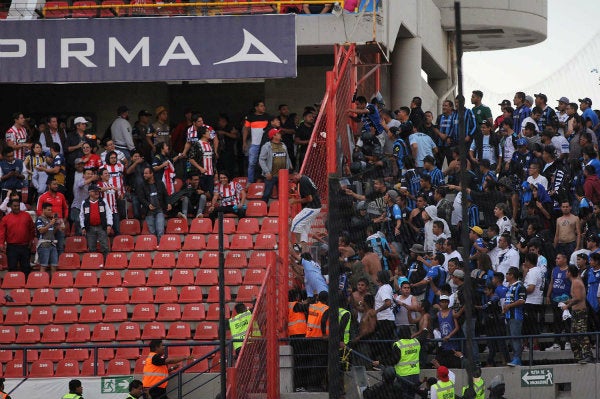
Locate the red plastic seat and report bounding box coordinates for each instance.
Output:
[254,233,277,249]
[135,235,158,251]
[105,252,128,269]
[99,270,122,287]
[182,234,205,251]
[71,0,98,17]
[123,270,147,287]
[80,252,104,269]
[157,304,181,321]
[104,304,128,322]
[40,348,64,361]
[194,322,219,340]
[230,233,254,250]
[111,235,135,252]
[120,219,141,235]
[2,271,25,289]
[115,345,140,360]
[131,287,154,303]
[166,218,188,234]
[132,303,156,321]
[185,359,209,373]
[176,251,199,268]
[158,234,182,251]
[79,305,103,323]
[170,269,194,286]
[105,287,129,304]
[16,325,41,344]
[6,288,30,306]
[30,360,54,377]
[30,306,53,325]
[207,286,231,303]
[54,306,78,323]
[152,252,176,269]
[51,271,74,288]
[80,287,105,304]
[200,251,220,269]
[4,360,25,377]
[141,321,166,340]
[245,200,267,217]
[0,326,16,344]
[236,218,259,234]
[195,269,218,286]
[56,288,80,305]
[206,234,230,250]
[189,218,213,234]
[167,322,190,339]
[66,324,91,343]
[206,303,230,321]
[65,236,87,252]
[167,345,190,357]
[74,270,98,288]
[224,251,247,269]
[246,183,264,199]
[181,303,205,321]
[154,286,178,303]
[44,1,70,18]
[129,252,153,269]
[26,271,50,288]
[133,358,145,374]
[130,0,156,15]
[147,269,171,287]
[212,217,236,234]
[58,252,80,269]
[267,200,279,216]
[179,286,203,303]
[106,358,131,375]
[55,359,80,377]
[116,322,141,341]
[224,269,242,285]
[243,268,266,285]
[65,348,90,361]
[81,359,106,376]
[92,323,116,342]
[5,307,29,325]
[232,176,247,188]
[236,285,259,303]
[41,325,66,343]
[260,217,279,233]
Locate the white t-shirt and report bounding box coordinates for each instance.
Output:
[496,216,512,235]
[375,283,395,321]
[526,174,548,190]
[524,266,544,305]
[551,135,570,155]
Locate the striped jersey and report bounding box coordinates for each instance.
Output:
[424,167,444,187]
[436,112,455,146]
[6,125,28,160]
[512,105,531,134]
[199,141,214,175]
[400,169,421,210]
[450,109,476,141]
[98,181,118,214]
[214,181,243,207]
[504,281,526,320]
[186,125,216,143]
[105,162,125,196]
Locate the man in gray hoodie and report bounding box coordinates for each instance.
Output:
[422,205,451,253]
[259,128,292,203]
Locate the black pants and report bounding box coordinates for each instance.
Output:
[149,386,168,399]
[374,320,396,366]
[7,244,31,275]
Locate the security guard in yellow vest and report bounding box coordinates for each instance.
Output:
[389,328,421,399]
[0,378,11,399]
[229,303,253,356]
[143,339,193,399]
[430,366,455,399]
[126,379,144,399]
[338,307,351,345]
[461,368,485,399]
[62,379,83,399]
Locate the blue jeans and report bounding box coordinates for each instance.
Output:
[247,144,261,183]
[70,208,82,236]
[112,212,120,235]
[262,175,279,202]
[55,229,65,256]
[132,194,142,220]
[507,318,523,360]
[37,245,58,267]
[146,211,165,242]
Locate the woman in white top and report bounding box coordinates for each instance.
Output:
[373,270,396,366]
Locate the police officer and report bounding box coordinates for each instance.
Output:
[0,378,11,399]
[229,303,253,357]
[461,368,485,399]
[390,328,420,399]
[142,339,193,399]
[430,366,455,399]
[126,380,144,399]
[63,379,83,399]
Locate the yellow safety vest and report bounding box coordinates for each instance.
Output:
[462,378,485,399]
[229,310,252,351]
[392,338,420,377]
[306,303,329,338]
[288,301,307,336]
[339,308,351,345]
[434,380,455,399]
[62,395,81,399]
[142,352,168,389]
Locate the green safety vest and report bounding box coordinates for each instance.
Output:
[392,338,420,377]
[339,308,351,345]
[434,380,455,399]
[62,394,82,399]
[229,310,252,350]
[462,378,485,399]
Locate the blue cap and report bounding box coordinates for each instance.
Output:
[516,138,528,146]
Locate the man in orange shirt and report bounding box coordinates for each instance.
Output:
[142,340,193,399]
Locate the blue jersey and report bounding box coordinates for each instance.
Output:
[582,108,599,129]
[400,169,421,210]
[586,268,600,312]
[537,106,558,132]
[450,108,476,141]
[424,167,445,187]
[550,267,571,300]
[438,310,458,350]
[361,103,386,135]
[505,281,526,320]
[513,105,531,133]
[424,265,446,305]
[467,204,479,228]
[437,112,456,146]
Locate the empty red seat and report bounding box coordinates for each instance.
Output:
[92,323,116,342]
[207,286,231,303]
[133,358,145,374]
[54,306,78,323]
[176,251,199,268]
[79,305,103,323]
[30,306,53,324]
[181,303,205,321]
[246,183,264,199]
[26,271,50,288]
[200,251,220,268]
[65,348,90,361]
[179,286,203,303]
[57,252,80,270]
[243,268,266,285]
[225,251,247,269]
[6,288,30,306]
[30,360,54,377]
[224,269,242,285]
[5,307,29,325]
[105,287,129,304]
[16,325,41,344]
[131,287,154,303]
[206,234,230,250]
[166,218,188,234]
[230,233,254,250]
[51,271,74,288]
[129,252,153,269]
[267,200,279,216]
[0,326,16,344]
[81,252,104,269]
[105,252,128,270]
[170,269,194,286]
[189,218,212,234]
[182,234,205,251]
[115,345,140,360]
[132,304,156,321]
[106,358,131,375]
[81,359,106,376]
[104,304,128,322]
[41,325,66,343]
[65,236,87,252]
[194,322,219,340]
[157,304,181,321]
[254,233,277,249]
[195,269,218,286]
[116,322,141,341]
[2,271,25,289]
[237,218,259,234]
[71,0,98,17]
[4,360,25,378]
[158,234,182,251]
[111,235,135,252]
[123,270,147,287]
[185,359,209,373]
[147,269,171,287]
[152,252,176,269]
[166,322,190,339]
[236,285,259,303]
[135,235,158,251]
[80,287,105,304]
[98,270,122,287]
[141,321,166,340]
[260,217,279,233]
[245,200,267,217]
[206,303,230,321]
[55,359,80,377]
[120,219,141,235]
[40,348,64,361]
[57,288,80,305]
[74,270,98,288]
[167,345,190,357]
[212,217,236,234]
[44,1,70,18]
[152,285,176,303]
[66,324,91,343]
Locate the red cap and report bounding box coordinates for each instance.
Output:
[268,128,280,140]
[437,366,449,382]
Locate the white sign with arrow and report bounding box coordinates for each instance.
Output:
[521,368,553,387]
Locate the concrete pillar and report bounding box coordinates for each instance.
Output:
[390,37,422,109]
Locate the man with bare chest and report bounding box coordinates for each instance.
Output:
[561,265,594,363]
[554,201,581,256]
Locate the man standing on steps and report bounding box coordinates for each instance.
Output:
[259,128,292,203]
[229,303,253,357]
[243,100,270,183]
[561,265,594,364]
[142,340,193,399]
[289,171,321,252]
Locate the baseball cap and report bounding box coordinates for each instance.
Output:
[557,96,570,104]
[516,138,528,146]
[525,95,534,105]
[117,105,129,115]
[498,99,511,107]
[356,201,367,211]
[470,226,483,236]
[88,184,100,192]
[73,116,89,125]
[386,190,399,200]
[437,366,450,382]
[138,110,152,117]
[452,269,465,279]
[268,128,280,140]
[534,93,548,102]
[579,97,593,106]
[439,295,450,301]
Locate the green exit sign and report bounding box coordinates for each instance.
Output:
[101,376,133,393]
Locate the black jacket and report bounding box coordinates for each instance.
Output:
[137,178,169,212]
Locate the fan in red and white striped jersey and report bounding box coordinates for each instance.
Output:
[104,160,125,196]
[214,180,244,207]
[98,169,119,214]
[6,113,30,160]
[161,159,177,196]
